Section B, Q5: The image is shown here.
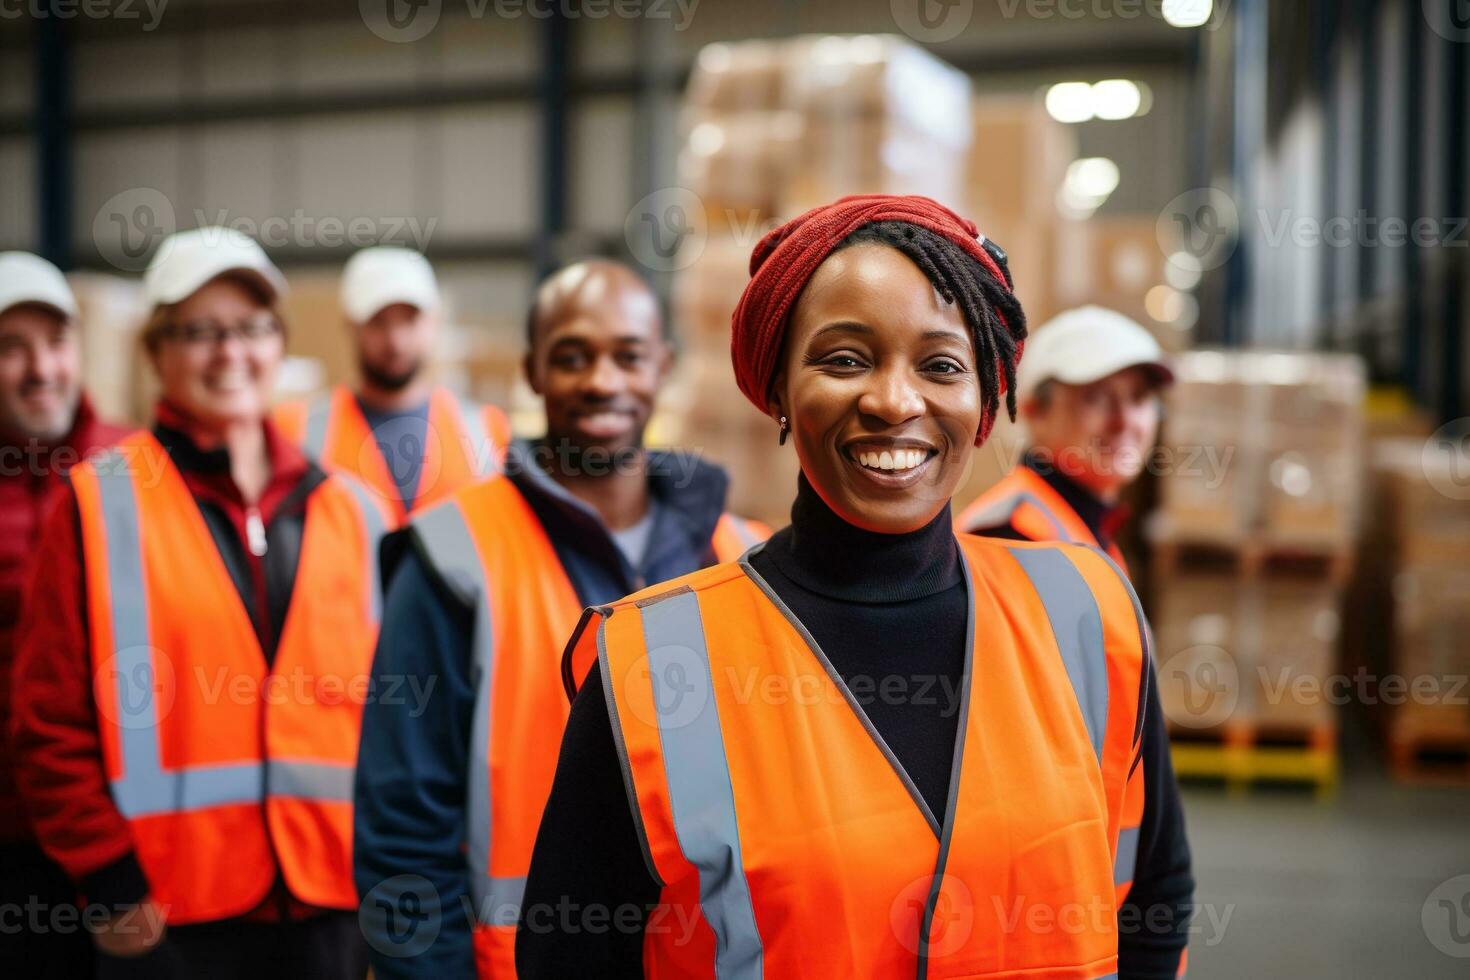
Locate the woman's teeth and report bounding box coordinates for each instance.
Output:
[857,449,926,472]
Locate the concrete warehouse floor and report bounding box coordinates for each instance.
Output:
[1176,724,1470,979]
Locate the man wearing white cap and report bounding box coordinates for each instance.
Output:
[957,304,1175,570]
[12,228,384,978]
[273,246,509,526]
[0,252,130,978]
[957,305,1194,980]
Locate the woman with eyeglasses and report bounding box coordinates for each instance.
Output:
[11,228,387,979]
[522,196,1193,979]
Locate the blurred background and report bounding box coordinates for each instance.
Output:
[3,0,1469,976]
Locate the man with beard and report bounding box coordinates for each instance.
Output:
[352,259,768,978]
[0,252,130,978]
[274,246,510,524]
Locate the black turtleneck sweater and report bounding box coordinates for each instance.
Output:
[517,477,1192,979]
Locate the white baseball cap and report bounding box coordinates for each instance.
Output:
[143,227,287,308]
[1015,305,1174,402]
[0,251,79,320]
[340,247,440,324]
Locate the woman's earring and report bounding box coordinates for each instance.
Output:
[778,416,790,446]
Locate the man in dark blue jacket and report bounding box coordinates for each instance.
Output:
[352,260,765,978]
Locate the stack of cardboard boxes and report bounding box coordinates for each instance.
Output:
[670,36,974,525]
[1150,351,1364,762]
[1369,439,1470,780]
[965,97,1075,329]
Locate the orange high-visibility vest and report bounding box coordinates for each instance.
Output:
[274,384,510,525]
[958,465,1128,572]
[407,478,768,978]
[956,466,1149,904]
[564,533,1150,979]
[69,431,387,924]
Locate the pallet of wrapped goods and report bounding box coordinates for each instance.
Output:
[685,40,793,114]
[1151,350,1363,572]
[776,35,972,215]
[1375,441,1470,783]
[968,96,1076,231]
[1152,570,1247,736]
[782,114,969,217]
[1152,568,1341,794]
[1151,350,1259,543]
[1389,567,1470,784]
[1252,577,1340,737]
[678,111,803,233]
[1256,353,1364,552]
[670,235,756,346]
[67,273,150,424]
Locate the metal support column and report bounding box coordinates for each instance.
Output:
[536,6,572,281]
[35,4,73,268]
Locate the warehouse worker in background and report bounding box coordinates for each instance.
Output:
[11,228,387,978]
[958,303,1189,977]
[274,246,510,525]
[0,253,131,978]
[957,304,1175,571]
[353,258,769,978]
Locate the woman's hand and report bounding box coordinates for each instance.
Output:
[93,897,167,958]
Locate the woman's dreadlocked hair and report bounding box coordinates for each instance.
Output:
[833,220,1028,427]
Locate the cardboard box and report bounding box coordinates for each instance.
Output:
[1253,579,1340,730]
[1152,572,1247,731]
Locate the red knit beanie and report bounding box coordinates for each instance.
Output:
[729,194,1022,446]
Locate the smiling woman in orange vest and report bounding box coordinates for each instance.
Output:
[10,228,387,978]
[525,196,1194,979]
[272,246,511,526]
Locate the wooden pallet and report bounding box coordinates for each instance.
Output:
[1168,719,1339,797]
[1389,727,1470,786]
[1152,536,1355,585]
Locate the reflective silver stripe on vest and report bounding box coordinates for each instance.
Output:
[1006,547,1109,760]
[302,392,334,461]
[455,397,498,478]
[726,516,761,549]
[93,451,265,819]
[640,591,764,978]
[968,492,1075,543]
[267,760,355,802]
[1114,824,1140,885]
[334,476,386,623]
[412,503,522,925]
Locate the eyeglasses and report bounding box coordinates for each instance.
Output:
[160,312,283,347]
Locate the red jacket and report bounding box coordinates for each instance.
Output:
[9,402,329,918]
[0,395,130,843]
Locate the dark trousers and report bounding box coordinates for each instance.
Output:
[0,841,96,979]
[95,910,369,980]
